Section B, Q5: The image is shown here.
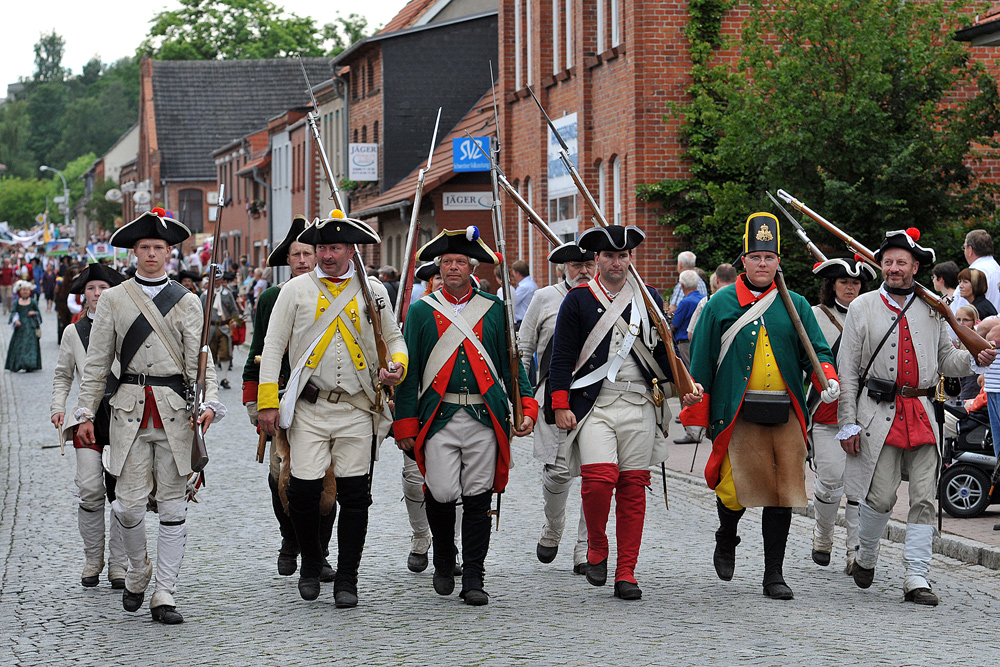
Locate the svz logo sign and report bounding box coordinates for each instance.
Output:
[452,137,491,172]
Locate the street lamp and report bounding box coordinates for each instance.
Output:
[39,165,70,230]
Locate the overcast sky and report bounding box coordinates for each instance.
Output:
[4,0,403,93]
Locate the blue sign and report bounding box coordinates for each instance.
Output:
[452,137,491,172]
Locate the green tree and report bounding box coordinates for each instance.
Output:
[52,80,135,166]
[0,102,35,179]
[85,178,124,231]
[139,0,327,60]
[324,13,371,57]
[0,178,48,229]
[639,0,1000,292]
[24,80,67,168]
[32,30,69,83]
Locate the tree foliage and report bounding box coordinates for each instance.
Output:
[639,0,1000,293]
[138,0,372,60]
[32,30,69,83]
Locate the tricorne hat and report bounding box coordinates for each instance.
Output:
[297,210,380,246]
[547,242,595,264]
[415,226,499,264]
[414,262,440,282]
[812,255,877,283]
[109,207,192,249]
[577,225,645,253]
[267,215,311,267]
[873,228,935,265]
[69,263,125,294]
[742,212,780,256]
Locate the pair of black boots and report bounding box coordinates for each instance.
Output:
[714,499,793,600]
[425,491,492,606]
[286,475,371,608]
[268,474,335,580]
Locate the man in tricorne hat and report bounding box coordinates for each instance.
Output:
[681,212,839,601]
[548,225,673,601]
[808,256,876,572]
[242,215,335,582]
[51,263,127,589]
[519,242,595,574]
[74,207,225,625]
[176,270,200,295]
[394,226,537,606]
[256,210,407,608]
[201,270,240,389]
[837,228,996,606]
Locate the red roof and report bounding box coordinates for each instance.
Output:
[380,0,441,33]
[355,86,496,216]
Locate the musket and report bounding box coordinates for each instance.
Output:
[775,189,994,357]
[190,183,225,473]
[766,191,827,263]
[299,58,394,406]
[486,66,523,432]
[395,107,443,327]
[526,87,699,399]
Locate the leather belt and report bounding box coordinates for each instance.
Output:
[313,387,377,412]
[442,390,485,406]
[602,379,652,401]
[119,373,186,397]
[897,386,934,398]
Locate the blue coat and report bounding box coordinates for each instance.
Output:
[548,281,673,420]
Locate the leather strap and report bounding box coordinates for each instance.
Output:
[122,280,187,374]
[420,294,497,399]
[718,289,777,370]
[818,304,844,333]
[573,278,633,374]
[857,293,917,398]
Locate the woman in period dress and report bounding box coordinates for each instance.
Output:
[6,280,42,372]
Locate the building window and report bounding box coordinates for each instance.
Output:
[367,59,375,95]
[514,0,523,89]
[179,188,203,233]
[525,178,535,272]
[611,156,622,225]
[597,0,605,53]
[361,125,367,143]
[354,128,359,143]
[611,0,620,46]
[374,120,379,144]
[552,0,561,74]
[565,0,573,69]
[548,194,577,240]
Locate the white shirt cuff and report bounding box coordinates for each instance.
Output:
[200,400,227,421]
[836,424,862,440]
[73,407,94,422]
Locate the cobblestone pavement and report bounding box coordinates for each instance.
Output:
[2,319,1000,666]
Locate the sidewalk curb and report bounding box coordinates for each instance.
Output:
[657,466,1000,571]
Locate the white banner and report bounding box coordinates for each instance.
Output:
[442,192,493,211]
[547,113,578,198]
[349,143,379,182]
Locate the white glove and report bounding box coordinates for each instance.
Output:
[245,400,258,425]
[820,379,841,404]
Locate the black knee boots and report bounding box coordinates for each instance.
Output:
[459,491,493,606]
[714,498,745,581]
[425,491,457,596]
[268,474,299,576]
[286,476,323,600]
[762,506,793,600]
[332,476,371,608]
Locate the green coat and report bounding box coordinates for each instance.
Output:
[688,277,836,489]
[394,289,537,493]
[241,285,290,402]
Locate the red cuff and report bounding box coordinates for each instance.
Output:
[810,363,838,392]
[679,392,710,428]
[242,381,259,405]
[551,389,570,410]
[394,417,420,441]
[521,396,539,423]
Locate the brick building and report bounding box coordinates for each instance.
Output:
[133,57,333,252]
[333,0,499,268]
[498,0,686,291]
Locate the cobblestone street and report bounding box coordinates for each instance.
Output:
[2,320,1000,666]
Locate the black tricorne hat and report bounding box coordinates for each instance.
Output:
[813,256,877,283]
[175,269,200,283]
[873,228,935,265]
[69,263,125,294]
[547,242,595,264]
[414,262,440,282]
[742,212,780,256]
[577,225,646,253]
[109,207,192,249]
[267,215,311,267]
[297,210,380,246]
[415,226,499,264]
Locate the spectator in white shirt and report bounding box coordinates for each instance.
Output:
[510,260,537,327]
[667,250,707,316]
[964,229,1000,313]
